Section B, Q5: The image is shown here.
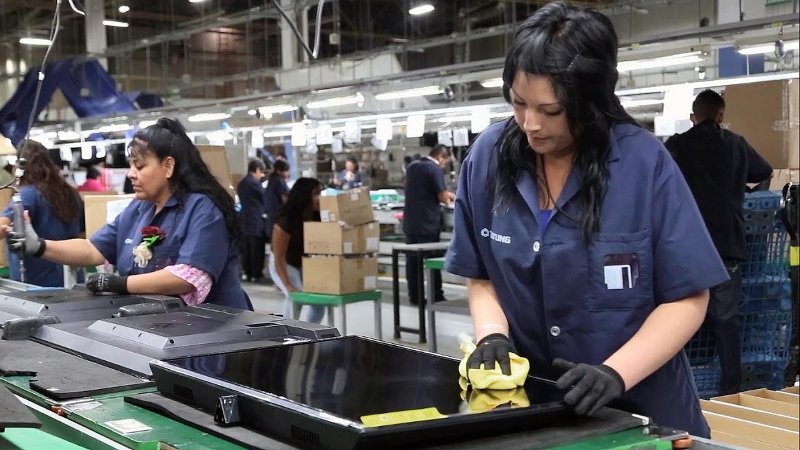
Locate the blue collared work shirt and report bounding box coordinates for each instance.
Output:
[3,186,83,287]
[446,120,728,437]
[91,193,252,310]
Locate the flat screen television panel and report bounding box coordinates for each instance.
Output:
[153,336,571,449]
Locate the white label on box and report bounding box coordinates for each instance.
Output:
[320,210,331,222]
[366,237,379,251]
[350,191,359,201]
[364,276,376,290]
[343,242,353,253]
[106,199,133,224]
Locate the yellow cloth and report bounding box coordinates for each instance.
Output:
[459,380,530,412]
[458,340,530,390]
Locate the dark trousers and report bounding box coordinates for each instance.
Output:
[241,235,266,280]
[405,233,443,304]
[707,259,743,395]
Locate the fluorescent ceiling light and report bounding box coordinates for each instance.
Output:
[617,51,703,73]
[258,104,299,114]
[19,37,52,46]
[263,130,292,138]
[306,93,363,109]
[187,113,231,122]
[248,109,257,116]
[102,20,129,28]
[738,40,799,55]
[118,5,130,13]
[375,86,443,100]
[98,123,131,133]
[189,0,207,3]
[621,99,663,109]
[409,4,435,15]
[480,78,503,88]
[436,115,471,123]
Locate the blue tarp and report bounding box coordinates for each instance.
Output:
[0,58,138,146]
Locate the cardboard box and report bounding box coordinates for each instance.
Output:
[770,168,800,190]
[713,392,799,419]
[304,221,380,255]
[197,145,235,197]
[711,430,785,450]
[782,386,800,394]
[701,399,798,431]
[741,389,800,406]
[301,255,377,295]
[725,79,799,169]
[84,194,135,237]
[319,186,374,226]
[703,411,799,449]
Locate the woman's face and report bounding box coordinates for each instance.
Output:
[510,71,575,159]
[127,149,174,203]
[345,160,356,172]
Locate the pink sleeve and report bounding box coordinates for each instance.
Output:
[164,264,213,306]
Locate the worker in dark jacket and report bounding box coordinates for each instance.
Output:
[666,89,773,395]
[237,158,268,282]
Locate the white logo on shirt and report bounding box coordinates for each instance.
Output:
[480,228,511,244]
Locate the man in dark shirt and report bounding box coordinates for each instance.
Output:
[237,158,268,282]
[403,145,455,305]
[666,89,773,394]
[264,159,290,241]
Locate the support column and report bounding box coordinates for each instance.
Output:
[280,0,298,70]
[84,0,107,68]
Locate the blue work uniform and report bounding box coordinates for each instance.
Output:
[3,186,83,287]
[264,174,289,240]
[90,193,252,310]
[337,169,363,190]
[445,120,728,437]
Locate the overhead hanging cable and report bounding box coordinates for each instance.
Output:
[271,0,327,60]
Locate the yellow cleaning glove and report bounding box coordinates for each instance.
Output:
[457,336,530,390]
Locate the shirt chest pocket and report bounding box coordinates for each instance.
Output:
[588,229,654,311]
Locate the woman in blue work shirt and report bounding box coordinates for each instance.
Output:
[446,3,727,437]
[0,140,83,287]
[7,118,252,310]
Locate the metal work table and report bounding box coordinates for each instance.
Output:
[391,241,449,343]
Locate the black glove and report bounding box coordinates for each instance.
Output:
[467,333,515,376]
[8,221,45,257]
[86,273,129,295]
[553,358,625,416]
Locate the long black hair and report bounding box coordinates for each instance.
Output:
[127,117,240,239]
[496,2,636,240]
[17,139,82,223]
[274,178,323,231]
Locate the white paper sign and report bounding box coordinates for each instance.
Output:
[406,114,426,138]
[291,123,307,146]
[376,118,393,141]
[437,129,453,147]
[316,124,333,145]
[344,120,361,144]
[453,127,469,146]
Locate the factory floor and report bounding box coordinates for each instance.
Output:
[243,277,471,359]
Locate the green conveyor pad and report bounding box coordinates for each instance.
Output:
[0,427,91,450]
[550,427,672,450]
[1,376,243,450]
[65,395,245,450]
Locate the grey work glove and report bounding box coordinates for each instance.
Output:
[8,215,45,257]
[467,333,516,376]
[86,273,129,295]
[553,358,625,416]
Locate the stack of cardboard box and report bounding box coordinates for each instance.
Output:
[701,387,799,449]
[725,79,799,190]
[302,187,379,295]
